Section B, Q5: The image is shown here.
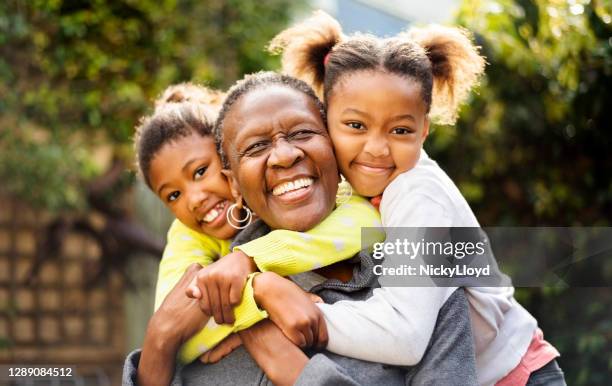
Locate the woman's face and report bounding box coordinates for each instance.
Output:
[326,71,430,197]
[149,133,237,240]
[222,85,339,231]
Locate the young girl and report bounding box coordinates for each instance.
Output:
[133,82,382,365]
[269,11,565,386]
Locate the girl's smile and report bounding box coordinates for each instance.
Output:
[327,71,430,197]
[148,133,237,239]
[351,161,395,175]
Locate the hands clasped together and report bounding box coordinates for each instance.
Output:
[181,251,328,383]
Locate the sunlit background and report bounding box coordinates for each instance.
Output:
[0,0,610,384]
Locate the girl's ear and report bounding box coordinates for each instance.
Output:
[421,116,430,142]
[221,169,243,207]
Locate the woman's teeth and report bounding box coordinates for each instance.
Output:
[202,201,226,223]
[272,178,314,196]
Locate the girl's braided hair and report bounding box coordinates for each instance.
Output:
[269,10,485,125]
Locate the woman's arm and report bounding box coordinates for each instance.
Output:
[138,263,207,386]
[238,320,309,386]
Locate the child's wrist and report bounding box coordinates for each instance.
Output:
[252,271,278,309]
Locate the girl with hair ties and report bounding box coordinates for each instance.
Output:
[125,73,479,385]
[267,10,565,386]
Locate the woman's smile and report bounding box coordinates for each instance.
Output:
[270,176,316,204]
[222,84,339,231]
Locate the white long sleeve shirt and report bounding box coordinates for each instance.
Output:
[318,150,537,386]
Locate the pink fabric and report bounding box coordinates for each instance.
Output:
[495,328,560,386]
[370,195,382,210]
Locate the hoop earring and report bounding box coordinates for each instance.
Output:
[336,176,353,205]
[226,203,253,229]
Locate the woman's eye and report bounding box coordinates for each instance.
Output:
[167,191,180,202]
[194,167,207,179]
[289,129,315,140]
[392,127,414,135]
[244,141,269,156]
[346,122,365,130]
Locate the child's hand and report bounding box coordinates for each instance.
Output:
[253,272,328,349]
[199,333,242,364]
[186,250,257,325]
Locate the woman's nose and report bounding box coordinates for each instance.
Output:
[363,134,390,158]
[267,139,304,168]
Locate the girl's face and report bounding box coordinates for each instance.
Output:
[222,85,339,232]
[326,71,430,197]
[149,133,237,240]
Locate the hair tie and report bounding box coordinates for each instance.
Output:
[323,52,331,66]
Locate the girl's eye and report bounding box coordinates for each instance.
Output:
[167,191,180,202]
[392,127,414,135]
[194,166,207,179]
[346,122,365,130]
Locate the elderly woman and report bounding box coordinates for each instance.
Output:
[123,72,477,386]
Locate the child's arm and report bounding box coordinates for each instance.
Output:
[315,180,458,366]
[186,194,382,325]
[154,220,268,365]
[182,194,382,363]
[154,220,225,311]
[236,194,383,276]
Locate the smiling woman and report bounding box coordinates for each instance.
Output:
[220,83,339,231]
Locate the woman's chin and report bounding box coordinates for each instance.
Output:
[266,201,332,231]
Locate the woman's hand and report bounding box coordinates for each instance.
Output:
[186,250,257,325]
[253,271,328,349]
[138,263,210,386]
[239,320,309,386]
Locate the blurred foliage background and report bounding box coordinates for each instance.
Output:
[0,0,610,384]
[427,0,611,384]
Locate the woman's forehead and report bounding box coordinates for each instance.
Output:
[238,85,315,116]
[225,86,323,139]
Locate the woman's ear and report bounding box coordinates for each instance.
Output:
[221,169,243,208]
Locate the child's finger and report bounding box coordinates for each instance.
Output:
[199,351,211,364]
[207,334,242,363]
[285,328,307,348]
[219,283,235,325]
[303,324,314,347]
[316,313,329,349]
[207,282,224,324]
[186,283,201,299]
[228,281,242,306]
[198,287,212,316]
